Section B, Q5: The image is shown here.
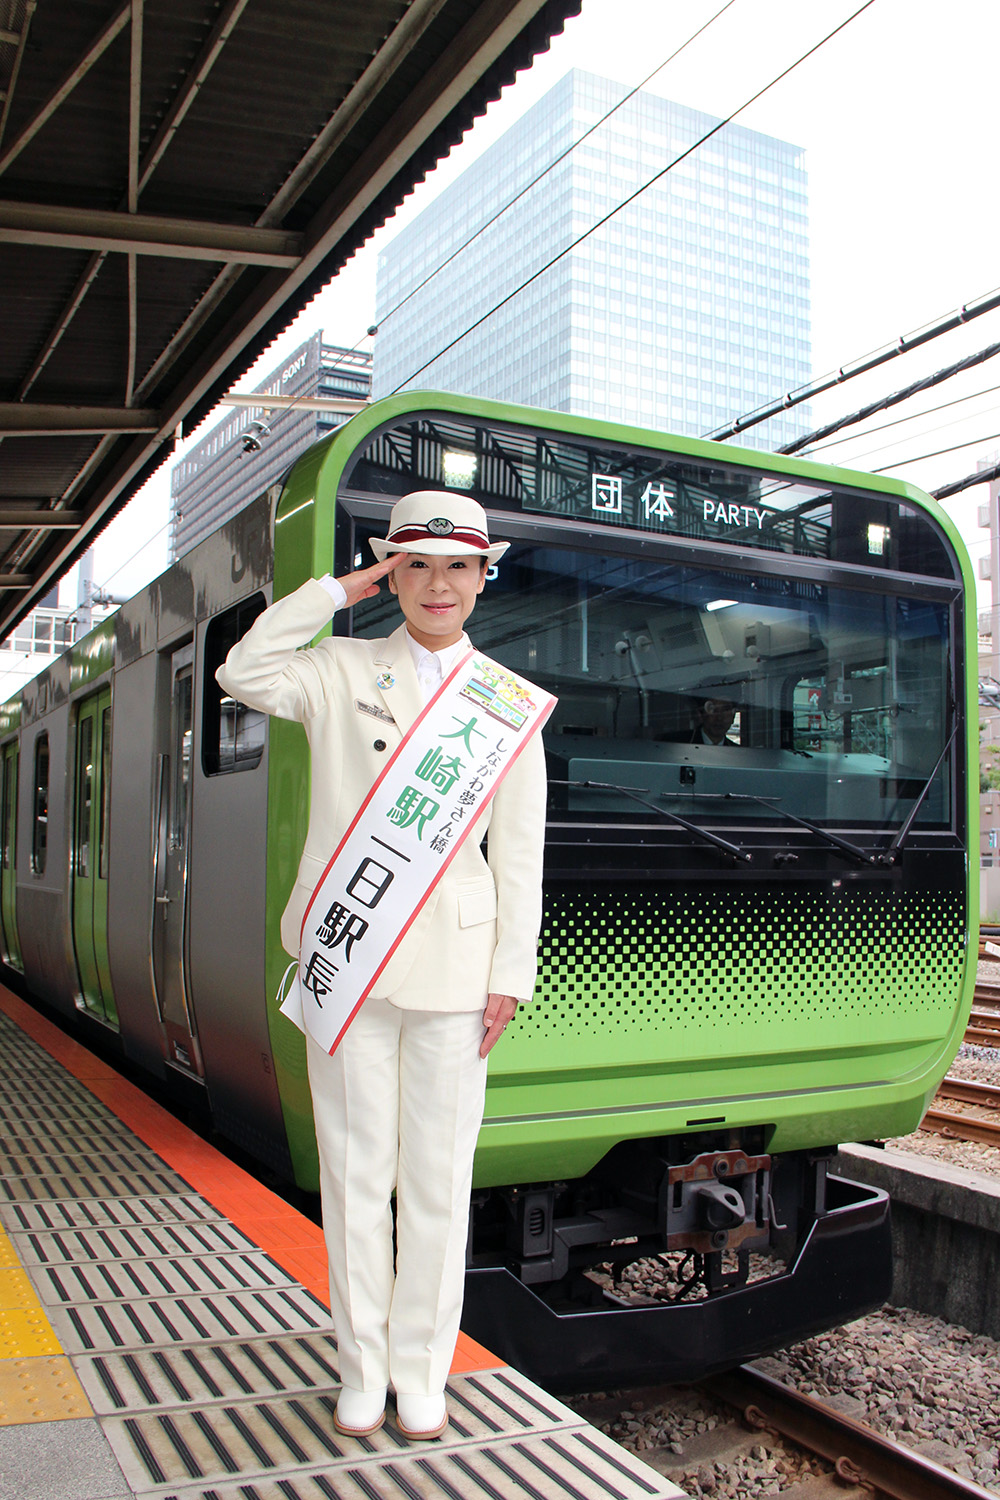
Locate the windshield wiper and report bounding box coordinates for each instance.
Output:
[724,792,878,866]
[878,721,959,864]
[549,777,752,863]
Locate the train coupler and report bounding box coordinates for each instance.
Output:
[662,1147,772,1254]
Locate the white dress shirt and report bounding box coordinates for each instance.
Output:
[404,630,470,704]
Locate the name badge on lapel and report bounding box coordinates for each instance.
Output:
[355,698,395,725]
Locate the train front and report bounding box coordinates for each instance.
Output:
[277,393,977,1388]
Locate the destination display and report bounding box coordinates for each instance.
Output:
[343,409,956,577]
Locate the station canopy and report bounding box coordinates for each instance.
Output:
[0,0,579,636]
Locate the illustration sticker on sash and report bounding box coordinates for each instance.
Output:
[280,651,556,1054]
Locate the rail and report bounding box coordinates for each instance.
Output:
[965,989,1000,1048]
[921,1075,1000,1148]
[702,1365,998,1500]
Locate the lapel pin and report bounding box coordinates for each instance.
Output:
[376,671,395,690]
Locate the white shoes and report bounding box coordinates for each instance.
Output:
[333,1384,387,1436]
[395,1392,448,1440]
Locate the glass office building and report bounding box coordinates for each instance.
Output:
[373,70,810,448]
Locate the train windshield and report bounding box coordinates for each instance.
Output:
[348,525,954,833]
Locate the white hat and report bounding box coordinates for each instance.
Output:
[369,490,509,564]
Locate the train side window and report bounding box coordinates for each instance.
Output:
[31,734,49,875]
[202,594,267,775]
[76,716,93,877]
[1,749,15,871]
[99,705,112,880]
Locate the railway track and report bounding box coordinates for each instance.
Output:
[702,1365,998,1500]
[578,1364,998,1500]
[965,987,1000,1048]
[921,1075,1000,1149]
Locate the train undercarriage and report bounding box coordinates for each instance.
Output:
[465,1131,892,1391]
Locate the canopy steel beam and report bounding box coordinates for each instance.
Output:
[0,0,577,638]
[14,0,250,408]
[0,3,130,177]
[138,0,250,198]
[0,202,304,265]
[0,1,39,151]
[0,403,157,434]
[0,509,82,529]
[221,393,369,414]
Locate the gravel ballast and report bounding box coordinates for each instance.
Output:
[576,1306,1000,1496]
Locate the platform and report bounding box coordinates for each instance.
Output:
[0,985,681,1500]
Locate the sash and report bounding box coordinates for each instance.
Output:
[280,649,556,1054]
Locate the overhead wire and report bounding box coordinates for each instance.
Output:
[870,433,1000,475]
[391,0,879,394]
[934,461,1000,500]
[703,285,1000,443]
[802,388,1000,474]
[375,0,741,337]
[776,337,1000,457]
[307,1,743,381]
[800,379,1000,457]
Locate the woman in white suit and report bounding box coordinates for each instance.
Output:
[217,491,547,1441]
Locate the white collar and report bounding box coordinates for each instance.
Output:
[404,628,470,678]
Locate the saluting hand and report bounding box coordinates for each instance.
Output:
[481,993,518,1058]
[336,552,407,608]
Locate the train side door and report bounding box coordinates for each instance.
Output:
[71,690,116,1025]
[151,645,203,1075]
[0,741,22,971]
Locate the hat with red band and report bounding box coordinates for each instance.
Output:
[369,491,509,564]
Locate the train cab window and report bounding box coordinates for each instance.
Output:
[203,595,267,775]
[31,734,49,874]
[352,535,956,837]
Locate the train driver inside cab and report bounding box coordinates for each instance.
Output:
[687,697,740,746]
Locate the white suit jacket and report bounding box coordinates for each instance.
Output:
[216,578,547,1011]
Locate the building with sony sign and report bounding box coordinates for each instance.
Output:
[168,333,371,561]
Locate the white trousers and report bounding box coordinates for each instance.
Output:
[306,997,488,1395]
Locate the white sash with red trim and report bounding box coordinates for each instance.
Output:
[280,649,556,1054]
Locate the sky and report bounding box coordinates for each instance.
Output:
[68,0,1000,616]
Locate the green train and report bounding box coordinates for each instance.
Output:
[0,393,977,1388]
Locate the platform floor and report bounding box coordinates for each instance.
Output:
[0,986,681,1500]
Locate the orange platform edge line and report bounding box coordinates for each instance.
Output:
[0,983,501,1376]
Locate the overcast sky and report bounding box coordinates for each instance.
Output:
[78,0,1000,611]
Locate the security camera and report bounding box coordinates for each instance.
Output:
[242,420,270,454]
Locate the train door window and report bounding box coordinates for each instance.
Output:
[76,715,93,877]
[0,741,21,971]
[202,594,267,774]
[173,670,192,844]
[99,704,112,880]
[1,749,14,872]
[31,734,49,874]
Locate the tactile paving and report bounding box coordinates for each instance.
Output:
[0,1306,62,1358]
[0,1265,41,1311]
[0,1355,93,1424]
[0,1223,20,1267]
[0,998,681,1499]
